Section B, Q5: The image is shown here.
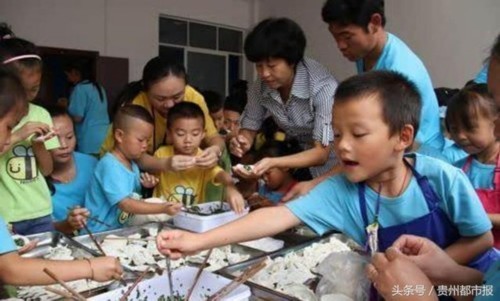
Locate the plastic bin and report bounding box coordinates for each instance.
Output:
[173,202,249,233]
[88,266,251,301]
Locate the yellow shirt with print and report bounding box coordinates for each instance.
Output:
[153,146,223,205]
[99,85,218,156]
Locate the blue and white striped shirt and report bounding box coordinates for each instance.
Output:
[241,57,338,177]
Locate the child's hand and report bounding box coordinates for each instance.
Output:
[226,186,246,214]
[13,122,53,142]
[156,229,202,259]
[168,155,196,171]
[140,172,159,188]
[67,207,90,230]
[229,134,251,157]
[18,239,39,255]
[32,126,57,143]
[232,163,258,179]
[88,257,123,282]
[196,146,221,169]
[164,202,183,216]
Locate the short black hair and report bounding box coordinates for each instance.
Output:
[223,98,244,114]
[321,0,386,29]
[113,105,154,131]
[166,102,205,129]
[334,70,421,138]
[0,68,26,118]
[201,90,224,114]
[491,33,500,61]
[244,18,306,65]
[445,84,498,134]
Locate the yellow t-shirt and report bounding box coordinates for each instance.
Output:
[153,146,223,205]
[99,85,218,156]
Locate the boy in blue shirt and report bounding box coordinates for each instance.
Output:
[157,71,497,274]
[84,105,182,233]
[321,0,444,152]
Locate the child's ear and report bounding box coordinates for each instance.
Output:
[395,124,414,151]
[114,129,125,144]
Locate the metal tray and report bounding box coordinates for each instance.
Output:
[218,233,356,301]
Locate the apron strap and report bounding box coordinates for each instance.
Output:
[461,155,474,173]
[403,157,440,211]
[493,154,500,189]
[358,183,369,228]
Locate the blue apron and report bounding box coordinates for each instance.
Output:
[360,159,499,300]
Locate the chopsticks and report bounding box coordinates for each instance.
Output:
[82,223,107,256]
[207,258,267,301]
[45,287,79,300]
[87,216,113,228]
[103,237,155,242]
[43,268,87,301]
[186,248,213,301]
[118,268,150,301]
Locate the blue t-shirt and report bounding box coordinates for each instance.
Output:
[357,33,443,149]
[474,64,489,84]
[68,81,110,155]
[83,153,141,232]
[454,157,495,190]
[52,152,98,222]
[258,182,284,204]
[441,138,468,164]
[286,154,491,247]
[0,216,16,255]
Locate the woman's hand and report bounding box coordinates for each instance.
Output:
[229,134,251,157]
[168,155,197,171]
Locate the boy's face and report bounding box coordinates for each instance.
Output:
[223,109,240,134]
[147,76,185,117]
[51,115,76,164]
[332,95,405,183]
[116,119,153,160]
[263,167,288,191]
[210,109,224,131]
[168,117,205,156]
[328,23,378,62]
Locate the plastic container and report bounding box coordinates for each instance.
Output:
[88,266,251,301]
[173,202,249,233]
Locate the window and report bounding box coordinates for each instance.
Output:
[159,16,245,97]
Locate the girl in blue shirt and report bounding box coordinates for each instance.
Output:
[446,84,500,249]
[65,59,110,155]
[47,105,97,234]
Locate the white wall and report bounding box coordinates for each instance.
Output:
[258,0,500,87]
[2,0,499,87]
[0,0,256,80]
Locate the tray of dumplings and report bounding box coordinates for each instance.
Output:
[13,222,266,300]
[218,233,360,301]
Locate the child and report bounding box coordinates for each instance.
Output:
[445,84,500,248]
[202,90,225,133]
[47,106,96,234]
[222,98,243,140]
[152,102,245,213]
[247,141,299,209]
[84,105,182,233]
[157,71,498,274]
[0,68,122,286]
[65,59,110,156]
[0,34,60,235]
